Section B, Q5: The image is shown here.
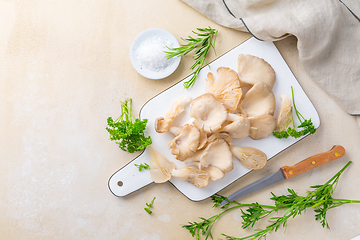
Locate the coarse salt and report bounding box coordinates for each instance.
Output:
[135,36,175,72]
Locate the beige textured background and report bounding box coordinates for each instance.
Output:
[1,0,360,239]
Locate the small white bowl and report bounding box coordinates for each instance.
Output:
[130,28,181,80]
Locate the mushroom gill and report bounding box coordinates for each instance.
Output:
[148,145,175,183]
[275,94,292,132]
[172,168,210,188]
[230,146,267,170]
[183,149,204,169]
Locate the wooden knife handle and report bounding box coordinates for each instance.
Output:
[280,145,345,179]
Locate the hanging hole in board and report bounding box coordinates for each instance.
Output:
[118,181,123,187]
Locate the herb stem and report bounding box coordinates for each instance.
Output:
[106,98,152,153]
[273,86,317,139]
[165,27,218,89]
[328,199,360,204]
[291,86,302,122]
[184,161,358,240]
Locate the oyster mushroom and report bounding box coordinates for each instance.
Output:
[230,146,267,170]
[237,54,276,90]
[202,165,225,181]
[190,93,228,134]
[275,94,292,132]
[200,139,233,173]
[239,82,276,117]
[172,168,210,188]
[205,67,242,112]
[155,96,191,133]
[148,145,175,183]
[248,114,277,140]
[169,124,200,161]
[221,113,250,139]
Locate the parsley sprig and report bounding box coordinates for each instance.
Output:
[145,197,156,214]
[183,161,360,240]
[273,86,317,139]
[106,99,152,153]
[135,163,149,172]
[165,27,218,89]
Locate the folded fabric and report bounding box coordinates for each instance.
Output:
[181,0,360,117]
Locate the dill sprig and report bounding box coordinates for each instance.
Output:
[273,86,317,139]
[165,27,218,89]
[182,161,360,240]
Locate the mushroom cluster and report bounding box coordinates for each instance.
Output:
[150,54,289,188]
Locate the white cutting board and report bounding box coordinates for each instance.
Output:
[108,37,320,201]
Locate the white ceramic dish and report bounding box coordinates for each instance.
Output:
[130,28,181,79]
[110,37,320,201]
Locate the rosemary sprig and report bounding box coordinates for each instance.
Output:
[182,161,360,240]
[165,27,218,89]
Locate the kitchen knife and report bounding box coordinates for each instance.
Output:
[220,145,345,205]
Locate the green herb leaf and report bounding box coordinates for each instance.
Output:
[106,99,152,153]
[135,163,150,172]
[165,27,218,89]
[144,197,156,215]
[273,86,317,139]
[182,161,360,240]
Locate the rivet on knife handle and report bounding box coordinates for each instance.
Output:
[280,145,345,179]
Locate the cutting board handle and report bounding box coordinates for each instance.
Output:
[108,149,153,197]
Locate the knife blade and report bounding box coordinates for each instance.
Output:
[220,145,345,205]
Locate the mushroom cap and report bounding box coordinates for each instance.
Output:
[190,93,228,134]
[239,82,276,117]
[169,124,200,161]
[248,114,277,140]
[148,145,175,183]
[220,113,250,139]
[275,94,292,132]
[230,146,267,170]
[202,165,225,181]
[155,96,191,133]
[172,168,210,188]
[200,139,233,173]
[237,54,276,90]
[205,67,242,112]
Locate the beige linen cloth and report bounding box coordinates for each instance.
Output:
[182,0,360,125]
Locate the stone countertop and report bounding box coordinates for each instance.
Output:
[1,1,360,239]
